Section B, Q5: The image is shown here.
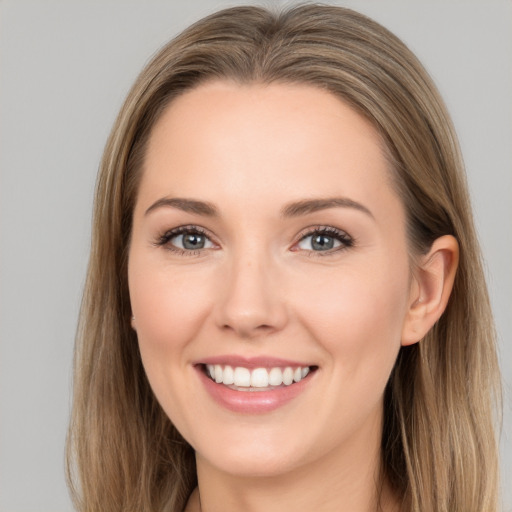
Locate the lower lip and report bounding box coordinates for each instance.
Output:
[196,366,314,414]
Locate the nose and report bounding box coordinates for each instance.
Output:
[214,253,288,339]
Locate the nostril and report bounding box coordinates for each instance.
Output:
[221,321,278,339]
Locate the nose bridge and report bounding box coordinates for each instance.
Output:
[215,241,287,338]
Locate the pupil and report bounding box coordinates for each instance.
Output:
[312,235,333,251]
[183,233,205,249]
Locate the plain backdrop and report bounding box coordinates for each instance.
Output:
[1,1,511,510]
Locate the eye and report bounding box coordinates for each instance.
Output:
[295,227,353,253]
[172,231,213,250]
[156,226,215,253]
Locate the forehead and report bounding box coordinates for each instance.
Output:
[138,81,400,220]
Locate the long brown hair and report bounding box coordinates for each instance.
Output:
[66,5,501,511]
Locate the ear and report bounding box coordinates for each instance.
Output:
[401,235,459,346]
[131,314,136,331]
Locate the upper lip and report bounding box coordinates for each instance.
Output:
[195,355,314,369]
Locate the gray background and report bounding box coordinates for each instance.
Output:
[0,1,510,510]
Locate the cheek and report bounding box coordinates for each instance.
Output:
[289,261,409,448]
[128,258,216,435]
[130,261,208,341]
[128,256,217,388]
[294,260,409,379]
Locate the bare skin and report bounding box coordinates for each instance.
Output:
[128,82,458,512]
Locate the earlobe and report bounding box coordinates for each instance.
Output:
[401,235,459,346]
[131,315,136,331]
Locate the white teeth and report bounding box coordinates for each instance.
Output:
[214,364,223,383]
[268,367,283,386]
[206,364,312,388]
[222,365,234,385]
[251,368,269,388]
[233,367,251,387]
[282,367,294,385]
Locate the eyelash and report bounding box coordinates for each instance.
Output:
[294,225,354,257]
[154,224,354,257]
[155,225,214,257]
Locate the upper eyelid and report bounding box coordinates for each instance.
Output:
[294,225,352,241]
[155,225,216,247]
[162,225,212,239]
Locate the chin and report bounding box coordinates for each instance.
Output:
[191,422,323,479]
[199,448,304,479]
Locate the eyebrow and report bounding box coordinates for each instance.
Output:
[144,196,373,219]
[145,197,218,217]
[280,197,374,219]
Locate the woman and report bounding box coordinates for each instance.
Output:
[66,5,502,511]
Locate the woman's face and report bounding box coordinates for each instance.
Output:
[128,81,414,477]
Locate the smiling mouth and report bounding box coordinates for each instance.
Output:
[202,364,317,391]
